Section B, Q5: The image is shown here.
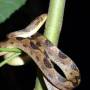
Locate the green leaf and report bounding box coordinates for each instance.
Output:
[0,0,26,23]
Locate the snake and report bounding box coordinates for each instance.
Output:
[0,14,80,90]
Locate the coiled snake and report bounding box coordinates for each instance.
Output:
[0,14,80,90]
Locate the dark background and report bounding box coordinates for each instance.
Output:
[0,0,88,90]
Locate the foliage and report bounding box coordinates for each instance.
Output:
[0,0,26,23]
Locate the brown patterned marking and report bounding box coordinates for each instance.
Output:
[31,33,41,39]
[44,40,53,47]
[58,52,67,59]
[72,76,80,87]
[22,42,29,47]
[10,41,14,45]
[71,64,78,71]
[21,39,30,47]
[44,57,52,68]
[30,42,38,49]
[36,42,41,47]
[22,43,28,47]
[44,51,49,58]
[68,71,80,87]
[35,55,40,61]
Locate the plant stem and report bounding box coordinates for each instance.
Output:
[0,53,21,67]
[44,0,66,45]
[34,77,43,90]
[35,0,66,90]
[0,48,21,53]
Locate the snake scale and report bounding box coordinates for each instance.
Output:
[0,14,80,90]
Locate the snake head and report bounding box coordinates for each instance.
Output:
[7,30,29,38]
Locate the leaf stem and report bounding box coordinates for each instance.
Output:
[0,53,21,67]
[0,48,21,53]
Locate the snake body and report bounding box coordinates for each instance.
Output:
[7,14,47,38]
[0,14,80,90]
[0,34,80,90]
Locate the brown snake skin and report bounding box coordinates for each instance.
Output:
[0,33,80,90]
